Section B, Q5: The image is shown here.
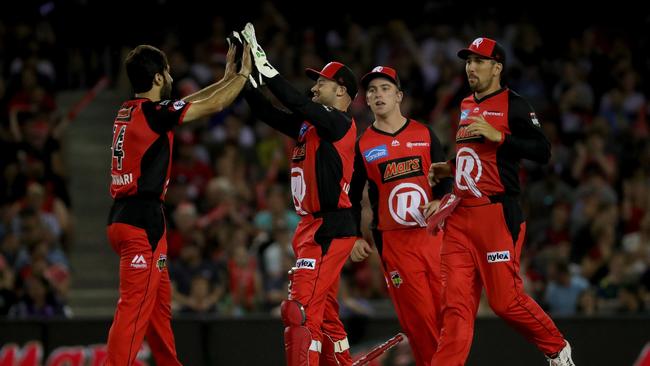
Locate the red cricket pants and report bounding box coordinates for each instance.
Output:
[431,198,565,365]
[378,228,442,366]
[105,223,181,366]
[289,214,356,366]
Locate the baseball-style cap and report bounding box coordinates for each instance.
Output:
[457,37,506,65]
[306,61,358,98]
[360,66,401,90]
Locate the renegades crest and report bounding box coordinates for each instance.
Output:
[390,270,402,288]
[156,254,167,272]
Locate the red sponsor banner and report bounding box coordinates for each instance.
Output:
[0,342,149,366]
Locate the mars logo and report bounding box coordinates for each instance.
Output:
[472,38,484,47]
[380,156,422,183]
[290,167,308,215]
[388,183,428,227]
[455,147,483,197]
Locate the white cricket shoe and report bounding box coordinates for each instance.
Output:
[547,340,575,366]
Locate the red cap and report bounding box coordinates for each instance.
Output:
[360,66,401,90]
[457,37,506,65]
[305,61,358,98]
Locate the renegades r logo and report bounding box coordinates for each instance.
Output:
[379,156,422,183]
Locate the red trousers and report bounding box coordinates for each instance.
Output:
[289,215,356,366]
[105,223,181,366]
[378,228,442,366]
[431,199,565,366]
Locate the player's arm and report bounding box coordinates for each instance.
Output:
[242,85,303,139]
[502,94,551,163]
[427,125,452,198]
[241,22,351,141]
[180,43,252,123]
[350,140,369,236]
[182,48,236,103]
[349,140,374,262]
[266,76,352,141]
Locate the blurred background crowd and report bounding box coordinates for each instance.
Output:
[0,1,649,323]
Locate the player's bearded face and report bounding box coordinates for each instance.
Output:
[311,79,337,106]
[466,59,496,93]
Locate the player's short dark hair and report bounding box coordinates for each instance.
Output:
[125,45,168,93]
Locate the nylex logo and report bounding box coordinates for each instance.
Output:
[487,251,510,263]
[295,258,316,270]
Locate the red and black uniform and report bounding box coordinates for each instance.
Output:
[349,119,450,366]
[106,98,190,366]
[244,76,357,366]
[431,88,566,365]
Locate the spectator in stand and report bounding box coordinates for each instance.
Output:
[544,260,589,316]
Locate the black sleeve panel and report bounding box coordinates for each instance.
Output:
[266,76,352,141]
[242,86,302,139]
[142,100,189,134]
[349,139,368,236]
[427,124,452,199]
[503,92,551,163]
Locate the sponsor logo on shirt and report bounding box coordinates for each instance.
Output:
[530,112,540,127]
[390,270,402,288]
[363,145,388,162]
[406,141,430,148]
[482,110,504,117]
[487,251,511,263]
[295,258,316,270]
[460,109,470,120]
[379,156,423,183]
[456,124,484,143]
[131,254,147,269]
[391,139,400,147]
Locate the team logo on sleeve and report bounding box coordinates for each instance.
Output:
[389,270,403,288]
[529,112,540,127]
[379,156,423,183]
[363,145,388,162]
[172,100,186,110]
[299,122,309,138]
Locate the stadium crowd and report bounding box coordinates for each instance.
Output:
[0,2,648,321]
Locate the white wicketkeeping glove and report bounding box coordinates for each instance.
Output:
[241,22,279,79]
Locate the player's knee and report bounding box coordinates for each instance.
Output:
[488,296,515,316]
[281,299,306,327]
